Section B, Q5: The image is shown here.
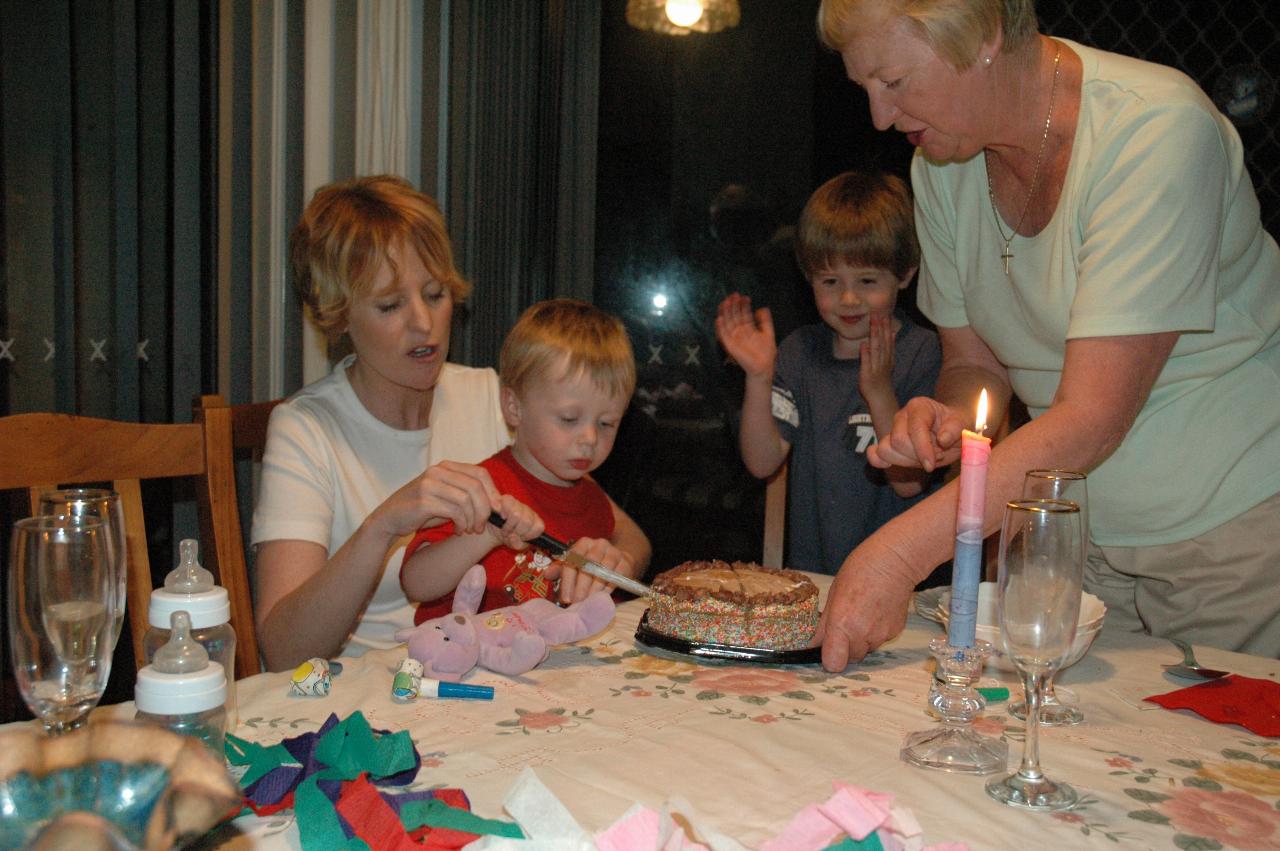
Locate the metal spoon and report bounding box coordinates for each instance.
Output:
[1163,637,1230,681]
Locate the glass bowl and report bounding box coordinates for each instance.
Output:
[0,720,240,850]
[938,581,1106,672]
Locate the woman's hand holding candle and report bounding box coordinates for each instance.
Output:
[867,396,968,473]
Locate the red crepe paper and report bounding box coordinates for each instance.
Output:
[405,824,482,849]
[245,792,296,817]
[335,774,424,851]
[1145,674,1280,736]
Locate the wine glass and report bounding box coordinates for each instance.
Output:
[1008,470,1087,726]
[985,498,1084,811]
[38,488,128,653]
[8,515,116,735]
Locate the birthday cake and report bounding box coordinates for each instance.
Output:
[646,560,819,650]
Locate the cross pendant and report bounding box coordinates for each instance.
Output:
[1001,245,1013,274]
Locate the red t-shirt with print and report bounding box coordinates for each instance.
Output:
[403,447,615,624]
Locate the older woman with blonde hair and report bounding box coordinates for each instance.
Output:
[252,175,542,670]
[814,0,1280,671]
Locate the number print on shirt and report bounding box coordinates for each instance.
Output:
[843,413,876,454]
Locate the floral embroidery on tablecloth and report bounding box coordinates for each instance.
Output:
[496,707,594,735]
[240,715,322,731]
[1061,741,1280,849]
[709,706,817,723]
[692,667,812,705]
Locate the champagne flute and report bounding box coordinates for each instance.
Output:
[985,498,1083,811]
[1008,470,1087,726]
[8,515,115,735]
[38,488,128,653]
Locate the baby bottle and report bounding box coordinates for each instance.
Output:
[135,610,228,755]
[144,538,238,726]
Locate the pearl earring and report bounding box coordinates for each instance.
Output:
[983,55,992,66]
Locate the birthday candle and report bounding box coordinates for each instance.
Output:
[948,389,991,648]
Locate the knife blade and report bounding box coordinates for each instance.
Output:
[487,511,652,598]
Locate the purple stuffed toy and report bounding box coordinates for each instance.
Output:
[395,563,616,680]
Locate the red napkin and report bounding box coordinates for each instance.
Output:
[1145,674,1280,736]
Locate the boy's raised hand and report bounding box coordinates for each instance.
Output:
[715,293,776,381]
[487,494,545,551]
[858,314,896,405]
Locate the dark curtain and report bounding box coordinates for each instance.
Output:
[0,0,220,718]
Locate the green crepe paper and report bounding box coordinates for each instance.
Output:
[822,832,885,851]
[399,797,525,839]
[224,733,299,787]
[313,711,418,781]
[299,712,420,851]
[228,713,421,851]
[977,686,1010,703]
[296,774,368,851]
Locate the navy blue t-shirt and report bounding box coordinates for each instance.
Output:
[772,315,942,574]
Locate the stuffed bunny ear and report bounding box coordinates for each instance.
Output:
[451,564,487,615]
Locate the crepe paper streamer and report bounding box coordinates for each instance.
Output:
[226,732,301,788]
[948,425,991,648]
[821,834,884,851]
[762,782,954,851]
[407,824,484,849]
[594,803,726,851]
[227,710,525,850]
[399,797,524,839]
[976,687,1010,702]
[594,807,665,851]
[501,766,595,844]
[335,774,426,851]
[313,712,419,782]
[820,786,893,839]
[1144,674,1280,736]
[760,804,842,850]
[386,787,470,817]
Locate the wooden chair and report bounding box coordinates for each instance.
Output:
[761,461,787,568]
[0,399,261,680]
[193,393,282,654]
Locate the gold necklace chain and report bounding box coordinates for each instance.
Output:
[985,42,1062,275]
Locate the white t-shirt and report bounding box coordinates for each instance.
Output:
[914,40,1280,546]
[250,354,511,656]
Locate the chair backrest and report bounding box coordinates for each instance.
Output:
[761,460,787,568]
[0,401,261,680]
[193,395,282,664]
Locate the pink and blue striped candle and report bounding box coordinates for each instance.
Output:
[947,421,991,649]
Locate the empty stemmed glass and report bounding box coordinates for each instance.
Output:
[38,488,128,652]
[986,498,1084,811]
[8,515,116,735]
[1008,470,1087,726]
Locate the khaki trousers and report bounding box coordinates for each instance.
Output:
[1084,489,1280,658]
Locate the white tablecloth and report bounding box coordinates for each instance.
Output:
[55,576,1280,849]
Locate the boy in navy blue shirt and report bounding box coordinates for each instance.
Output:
[716,171,941,574]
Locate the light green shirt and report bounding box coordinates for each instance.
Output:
[915,40,1280,546]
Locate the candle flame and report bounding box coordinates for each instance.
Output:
[975,389,988,435]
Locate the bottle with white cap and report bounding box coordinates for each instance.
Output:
[143,538,238,726]
[135,610,228,755]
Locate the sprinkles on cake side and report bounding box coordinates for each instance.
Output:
[646,560,819,650]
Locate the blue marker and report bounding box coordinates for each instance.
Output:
[420,678,494,700]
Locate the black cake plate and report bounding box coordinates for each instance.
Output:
[634,610,823,665]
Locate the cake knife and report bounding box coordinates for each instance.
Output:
[487,511,652,598]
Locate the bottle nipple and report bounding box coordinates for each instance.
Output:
[153,611,209,674]
[164,538,215,593]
